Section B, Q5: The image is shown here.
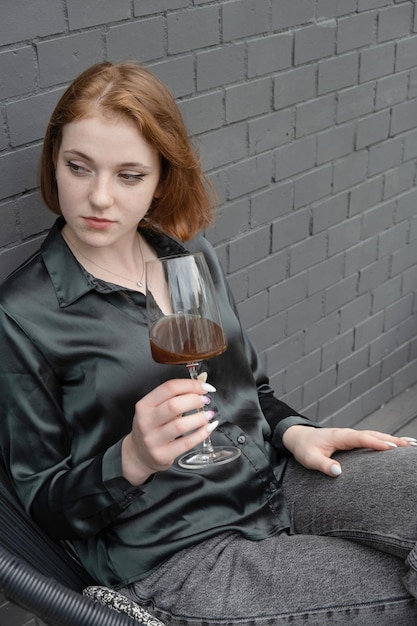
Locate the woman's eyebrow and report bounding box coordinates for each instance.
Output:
[62,149,152,170]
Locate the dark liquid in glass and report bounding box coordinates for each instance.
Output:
[150,314,226,364]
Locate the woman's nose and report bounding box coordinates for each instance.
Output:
[89,175,113,209]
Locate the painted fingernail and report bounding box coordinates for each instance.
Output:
[201,382,216,393]
[330,464,342,476]
[408,442,417,447]
[400,437,417,442]
[200,395,211,405]
[206,420,219,433]
[204,410,215,421]
[383,441,398,448]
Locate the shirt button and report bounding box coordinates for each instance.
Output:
[237,435,246,445]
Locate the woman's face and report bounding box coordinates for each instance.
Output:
[55,113,161,250]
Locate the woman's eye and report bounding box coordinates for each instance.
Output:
[65,161,88,175]
[119,172,145,183]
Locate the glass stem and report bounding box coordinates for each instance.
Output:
[186,362,215,458]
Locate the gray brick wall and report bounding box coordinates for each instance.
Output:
[1,0,417,433]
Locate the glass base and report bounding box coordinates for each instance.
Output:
[178,446,241,469]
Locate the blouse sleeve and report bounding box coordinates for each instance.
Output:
[0,305,142,540]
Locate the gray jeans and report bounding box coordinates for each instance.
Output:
[124,448,417,625]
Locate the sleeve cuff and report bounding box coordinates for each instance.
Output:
[271,415,321,453]
[102,440,143,508]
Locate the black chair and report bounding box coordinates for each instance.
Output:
[0,459,165,625]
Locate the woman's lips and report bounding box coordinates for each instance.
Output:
[83,217,114,229]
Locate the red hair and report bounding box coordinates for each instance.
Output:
[40,62,215,241]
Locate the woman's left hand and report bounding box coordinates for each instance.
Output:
[282,425,412,477]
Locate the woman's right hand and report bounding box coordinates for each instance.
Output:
[121,378,217,484]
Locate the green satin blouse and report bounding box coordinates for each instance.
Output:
[0,218,314,588]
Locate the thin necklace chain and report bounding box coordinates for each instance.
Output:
[62,230,145,288]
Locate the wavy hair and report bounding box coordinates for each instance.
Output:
[40,62,215,241]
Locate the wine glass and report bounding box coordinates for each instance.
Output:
[145,252,241,469]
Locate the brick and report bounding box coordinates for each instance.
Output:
[361,200,395,239]
[285,349,321,392]
[237,291,268,329]
[311,193,348,234]
[337,83,375,123]
[206,198,249,246]
[393,359,417,396]
[372,275,402,312]
[409,68,417,99]
[318,52,358,94]
[68,0,131,29]
[134,0,188,17]
[0,118,7,151]
[225,78,271,124]
[179,91,224,136]
[349,178,383,217]
[197,44,245,91]
[350,362,381,395]
[378,3,414,42]
[337,344,369,386]
[370,327,398,365]
[37,32,103,88]
[107,17,164,63]
[0,200,18,246]
[289,232,327,275]
[381,343,410,380]
[228,153,272,200]
[17,192,55,239]
[248,33,292,78]
[272,210,310,253]
[250,182,293,226]
[0,237,45,282]
[286,292,322,335]
[356,110,390,150]
[321,328,355,370]
[304,311,340,353]
[340,293,373,334]
[395,188,417,223]
[274,65,316,110]
[222,0,269,41]
[328,216,361,256]
[404,129,417,161]
[360,42,395,82]
[248,251,287,296]
[0,48,35,99]
[248,314,286,353]
[317,0,357,18]
[294,22,336,65]
[338,12,377,53]
[296,94,336,138]
[294,164,333,209]
[391,98,417,136]
[375,72,409,110]
[7,88,65,146]
[272,0,315,29]
[378,221,408,260]
[354,311,384,349]
[358,257,390,294]
[384,294,414,331]
[265,333,304,373]
[274,136,316,182]
[0,0,65,46]
[317,380,351,420]
[391,240,417,276]
[396,34,417,71]
[198,123,247,171]
[368,137,403,176]
[148,56,195,99]
[269,272,308,314]
[307,253,345,295]
[333,150,368,193]
[384,161,415,200]
[249,110,293,155]
[358,0,390,9]
[316,122,355,164]
[227,267,248,302]
[228,226,271,272]
[167,6,220,54]
[302,366,338,408]
[0,145,41,201]
[325,275,357,314]
[344,238,379,277]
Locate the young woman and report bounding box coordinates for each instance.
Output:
[1,61,417,625]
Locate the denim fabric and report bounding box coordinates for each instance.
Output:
[124,448,417,625]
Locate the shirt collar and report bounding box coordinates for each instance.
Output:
[42,217,189,308]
